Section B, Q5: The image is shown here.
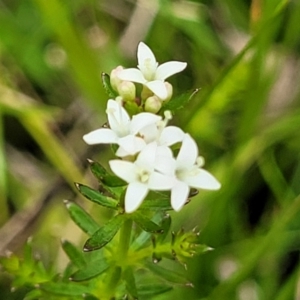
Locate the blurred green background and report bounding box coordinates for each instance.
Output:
[1,0,300,299]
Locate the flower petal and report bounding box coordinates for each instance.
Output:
[155,61,187,81]
[109,160,137,183]
[176,134,198,168]
[139,123,159,143]
[171,181,190,211]
[146,80,168,100]
[125,182,148,213]
[159,126,184,146]
[130,113,161,135]
[136,142,157,170]
[148,171,175,190]
[118,135,146,155]
[83,128,117,145]
[184,169,221,190]
[118,68,146,84]
[106,100,130,135]
[155,146,175,175]
[137,42,158,80]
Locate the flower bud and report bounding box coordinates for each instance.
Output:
[141,85,154,100]
[110,66,124,91]
[163,82,173,102]
[117,81,136,102]
[144,96,162,113]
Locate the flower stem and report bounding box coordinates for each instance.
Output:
[118,218,133,260]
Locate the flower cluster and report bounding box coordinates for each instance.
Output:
[83,42,220,213]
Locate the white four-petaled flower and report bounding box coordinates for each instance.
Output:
[118,42,187,100]
[83,99,161,157]
[109,143,174,213]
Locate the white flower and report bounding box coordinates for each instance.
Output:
[118,42,187,100]
[157,134,221,211]
[109,143,174,213]
[83,99,161,156]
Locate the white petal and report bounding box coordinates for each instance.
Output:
[125,182,149,213]
[83,128,117,145]
[130,113,161,135]
[148,171,175,190]
[115,146,131,157]
[159,126,184,146]
[155,61,187,80]
[176,134,198,168]
[109,160,137,183]
[184,169,221,190]
[118,135,146,155]
[137,42,158,80]
[139,123,159,143]
[118,68,146,84]
[171,181,190,211]
[136,142,157,170]
[107,100,130,135]
[155,146,175,175]
[146,80,168,100]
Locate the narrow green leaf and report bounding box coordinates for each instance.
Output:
[156,214,172,243]
[61,240,86,269]
[64,200,100,236]
[101,72,118,98]
[88,160,127,187]
[39,282,91,296]
[132,212,163,233]
[24,289,42,300]
[162,88,200,113]
[140,198,173,211]
[84,214,125,251]
[137,283,172,297]
[144,261,192,286]
[124,267,138,299]
[70,258,109,281]
[75,183,118,209]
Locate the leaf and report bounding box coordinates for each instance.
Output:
[144,261,192,286]
[84,214,125,251]
[70,258,109,281]
[137,283,172,297]
[140,198,173,211]
[64,200,100,235]
[162,88,200,113]
[124,267,138,299]
[156,214,172,244]
[39,282,91,296]
[75,183,118,209]
[61,240,86,269]
[132,212,163,233]
[101,72,118,98]
[88,160,127,187]
[24,289,43,300]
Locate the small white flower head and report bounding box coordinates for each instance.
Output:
[83,99,161,156]
[170,134,221,211]
[118,42,187,100]
[109,142,174,213]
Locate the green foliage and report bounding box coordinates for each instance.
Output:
[1,0,300,299]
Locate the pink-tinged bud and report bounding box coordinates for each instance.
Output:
[145,96,162,113]
[110,66,124,91]
[117,81,136,102]
[164,82,173,102]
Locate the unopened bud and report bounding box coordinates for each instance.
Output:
[141,85,154,100]
[145,96,162,113]
[164,82,173,102]
[117,81,136,102]
[110,66,124,91]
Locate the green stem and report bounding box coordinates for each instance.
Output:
[102,218,133,299]
[118,218,133,261]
